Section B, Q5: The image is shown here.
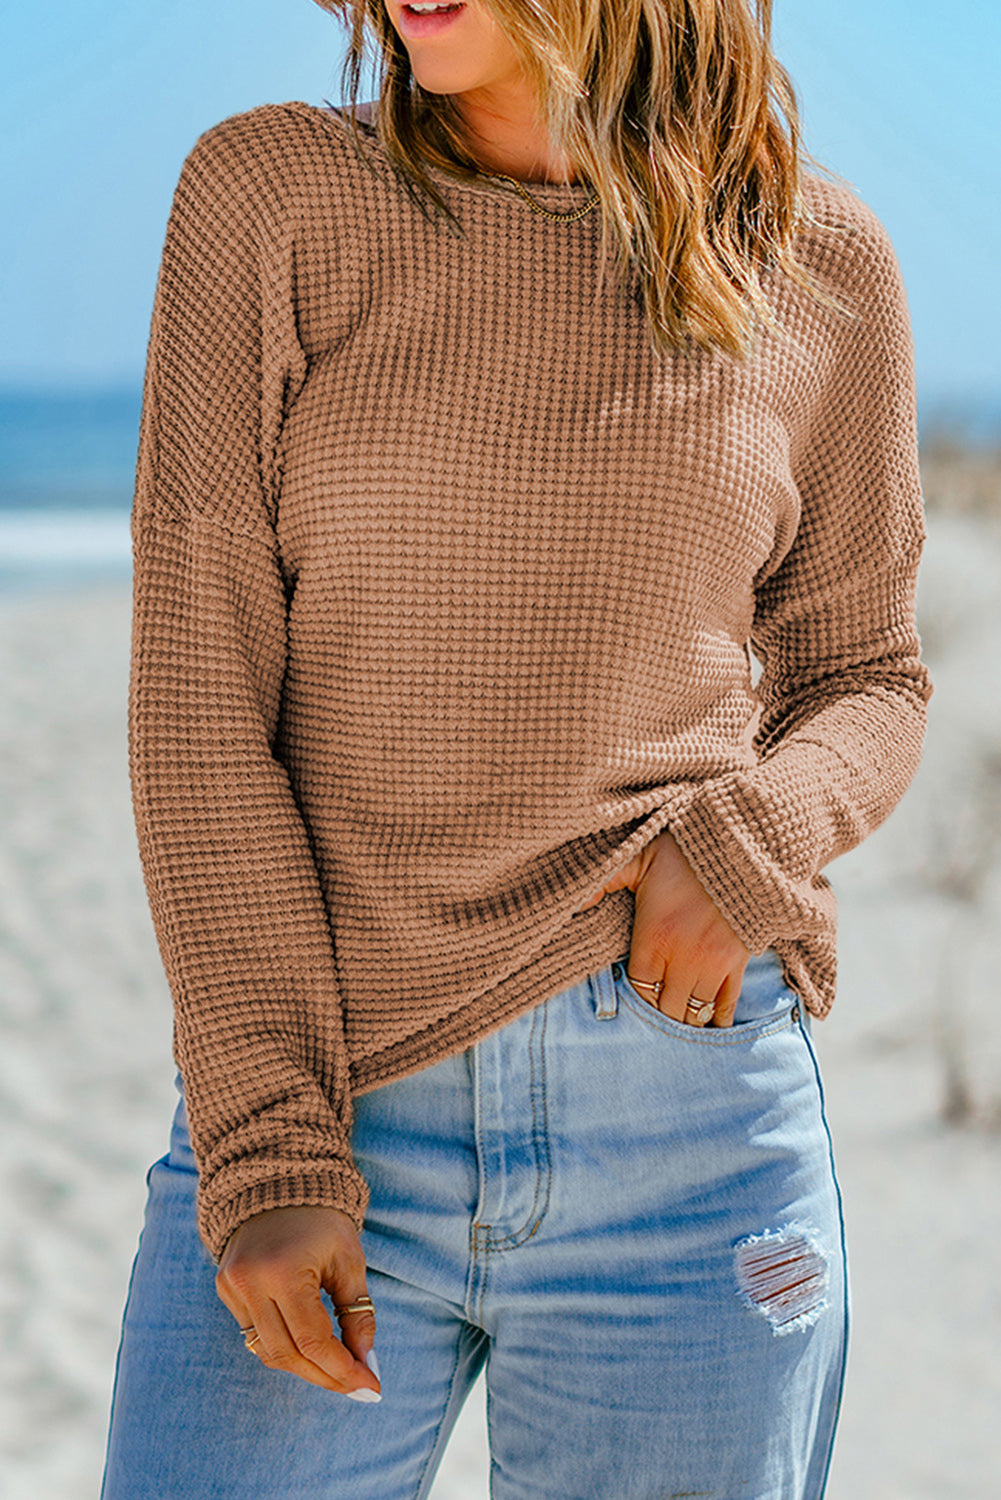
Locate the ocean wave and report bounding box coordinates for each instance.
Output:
[0,509,132,596]
[0,508,131,564]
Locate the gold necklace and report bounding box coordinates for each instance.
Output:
[492,173,600,222]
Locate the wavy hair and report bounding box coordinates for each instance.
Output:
[311,0,853,359]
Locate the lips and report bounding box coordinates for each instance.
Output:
[398,4,466,40]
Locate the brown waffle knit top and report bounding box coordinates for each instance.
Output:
[129,99,933,1259]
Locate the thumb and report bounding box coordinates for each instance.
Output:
[576,855,641,911]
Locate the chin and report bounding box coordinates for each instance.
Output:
[408,65,477,96]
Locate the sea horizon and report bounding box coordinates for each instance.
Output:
[1,383,999,597]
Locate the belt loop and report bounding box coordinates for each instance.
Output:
[589,961,619,1020]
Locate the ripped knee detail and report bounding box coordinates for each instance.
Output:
[733,1224,830,1336]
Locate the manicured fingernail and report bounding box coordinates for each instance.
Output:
[364,1348,381,1380]
[345,1386,381,1403]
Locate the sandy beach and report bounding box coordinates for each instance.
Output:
[2,506,1001,1498]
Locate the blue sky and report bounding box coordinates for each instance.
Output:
[1,0,998,411]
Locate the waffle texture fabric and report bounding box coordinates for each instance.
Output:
[128,100,933,1259]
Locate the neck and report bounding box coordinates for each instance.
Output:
[451,89,580,185]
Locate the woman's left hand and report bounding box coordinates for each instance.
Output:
[575,830,751,1028]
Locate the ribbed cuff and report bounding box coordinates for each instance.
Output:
[198,1162,372,1264]
[667,779,842,1020]
[666,786,780,948]
[667,778,814,956]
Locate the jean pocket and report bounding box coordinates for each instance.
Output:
[612,960,800,1046]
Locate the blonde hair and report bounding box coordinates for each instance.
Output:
[313,0,854,360]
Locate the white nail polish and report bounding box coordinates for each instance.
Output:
[345,1386,381,1403]
[364,1348,381,1380]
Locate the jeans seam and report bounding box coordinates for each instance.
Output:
[482,1000,552,1251]
[412,1325,472,1500]
[795,1011,851,1499]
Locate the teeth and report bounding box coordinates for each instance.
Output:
[408,3,457,11]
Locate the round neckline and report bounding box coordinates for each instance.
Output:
[309,101,596,212]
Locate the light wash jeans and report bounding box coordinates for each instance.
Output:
[101,949,848,1499]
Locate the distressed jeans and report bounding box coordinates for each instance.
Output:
[101,949,849,1499]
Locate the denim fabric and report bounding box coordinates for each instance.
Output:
[101,950,848,1499]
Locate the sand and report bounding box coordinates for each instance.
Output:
[2,507,1000,1498]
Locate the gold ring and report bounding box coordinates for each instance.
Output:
[334,1296,376,1317]
[626,973,664,999]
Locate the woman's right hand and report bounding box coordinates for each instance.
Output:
[215,1205,382,1399]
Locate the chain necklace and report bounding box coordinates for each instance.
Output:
[324,101,599,222]
[491,173,600,223]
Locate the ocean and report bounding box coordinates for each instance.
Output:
[0,389,140,596]
[1,385,998,598]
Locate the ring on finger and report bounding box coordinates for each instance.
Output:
[628,973,714,1025]
[333,1296,376,1318]
[626,973,663,999]
[685,995,716,1026]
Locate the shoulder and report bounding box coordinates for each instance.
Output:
[796,171,905,296]
[799,170,884,236]
[173,100,373,214]
[779,174,917,416]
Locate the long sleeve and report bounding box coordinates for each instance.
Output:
[128,117,369,1261]
[667,205,933,1013]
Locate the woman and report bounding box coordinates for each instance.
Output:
[102,1,933,1495]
